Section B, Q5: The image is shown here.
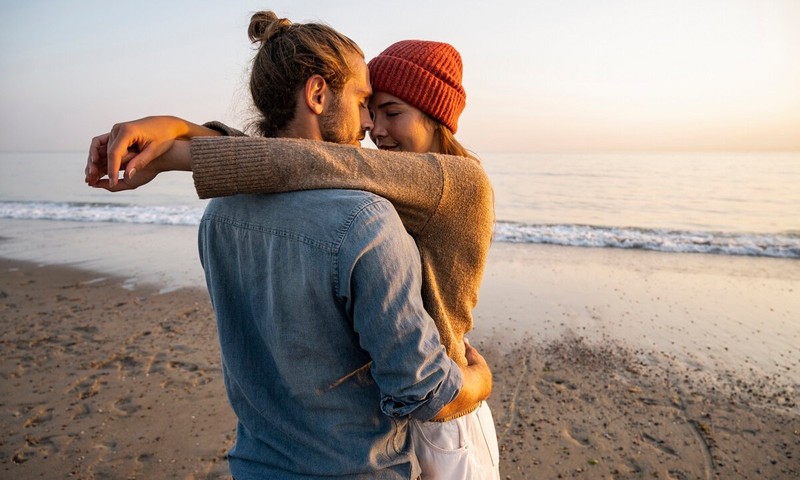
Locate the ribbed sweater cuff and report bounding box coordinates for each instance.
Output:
[192,137,280,201]
[191,137,240,199]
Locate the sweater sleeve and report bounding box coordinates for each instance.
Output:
[191,135,451,236]
[190,130,495,366]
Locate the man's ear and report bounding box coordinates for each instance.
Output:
[304,75,328,115]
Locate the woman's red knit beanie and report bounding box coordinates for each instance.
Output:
[368,40,466,133]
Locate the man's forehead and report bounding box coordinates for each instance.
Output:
[351,56,372,96]
[357,84,372,98]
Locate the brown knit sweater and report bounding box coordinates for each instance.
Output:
[191,125,494,367]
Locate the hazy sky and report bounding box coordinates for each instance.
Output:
[1,0,798,153]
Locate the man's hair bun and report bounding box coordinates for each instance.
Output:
[248,11,291,44]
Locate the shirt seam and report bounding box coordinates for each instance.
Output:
[202,211,337,253]
[330,195,393,298]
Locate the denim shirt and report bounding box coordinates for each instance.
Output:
[198,190,462,480]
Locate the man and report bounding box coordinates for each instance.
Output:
[88,12,492,479]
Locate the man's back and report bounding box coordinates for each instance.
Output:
[199,190,460,479]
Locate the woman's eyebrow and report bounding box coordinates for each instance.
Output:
[376,101,402,109]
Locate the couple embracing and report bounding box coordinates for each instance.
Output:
[87,10,499,480]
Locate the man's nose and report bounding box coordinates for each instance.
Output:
[360,109,373,131]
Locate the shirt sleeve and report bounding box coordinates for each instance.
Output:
[202,120,247,137]
[336,197,462,421]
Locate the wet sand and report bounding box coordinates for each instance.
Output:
[2,242,799,478]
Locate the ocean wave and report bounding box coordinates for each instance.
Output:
[0,201,203,226]
[494,221,800,259]
[2,201,798,258]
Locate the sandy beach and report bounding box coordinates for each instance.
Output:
[2,0,799,476]
[2,241,799,479]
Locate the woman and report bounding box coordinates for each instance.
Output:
[87,24,499,480]
[363,39,501,479]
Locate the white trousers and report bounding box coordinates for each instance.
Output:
[411,401,500,480]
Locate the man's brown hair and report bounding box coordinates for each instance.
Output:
[247,11,363,137]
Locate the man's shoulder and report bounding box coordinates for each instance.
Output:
[207,189,388,214]
[203,190,399,241]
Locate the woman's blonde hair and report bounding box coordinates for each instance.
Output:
[435,124,476,160]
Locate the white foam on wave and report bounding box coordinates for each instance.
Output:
[0,201,203,226]
[2,201,798,259]
[493,222,800,259]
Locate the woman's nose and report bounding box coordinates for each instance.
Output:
[371,119,386,137]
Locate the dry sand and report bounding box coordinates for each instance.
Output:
[2,243,799,479]
[1,259,234,479]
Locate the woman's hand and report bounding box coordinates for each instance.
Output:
[431,338,492,421]
[85,116,219,189]
[87,140,192,192]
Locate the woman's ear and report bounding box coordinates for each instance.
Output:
[304,75,328,115]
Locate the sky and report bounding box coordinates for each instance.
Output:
[1,0,798,153]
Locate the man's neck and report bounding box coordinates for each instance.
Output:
[276,117,322,142]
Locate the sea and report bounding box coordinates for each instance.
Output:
[1,150,798,259]
[2,150,798,398]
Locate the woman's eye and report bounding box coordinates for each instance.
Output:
[387,111,400,117]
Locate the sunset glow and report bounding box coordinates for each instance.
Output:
[0,0,797,152]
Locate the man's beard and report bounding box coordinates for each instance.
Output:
[320,94,362,145]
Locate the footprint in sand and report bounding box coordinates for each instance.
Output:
[93,439,118,453]
[168,360,199,372]
[111,396,141,416]
[12,433,72,464]
[82,439,119,474]
[144,351,168,374]
[543,375,578,392]
[6,363,27,379]
[70,401,91,420]
[638,396,662,406]
[136,452,155,465]
[666,469,691,480]
[67,374,104,399]
[160,360,213,389]
[90,352,142,372]
[642,431,679,456]
[622,457,644,475]
[562,424,592,447]
[23,407,54,428]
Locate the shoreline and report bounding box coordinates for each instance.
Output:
[2,245,798,477]
[476,243,800,388]
[2,214,799,477]
[0,219,205,293]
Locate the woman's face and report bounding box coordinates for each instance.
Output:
[368,92,439,153]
